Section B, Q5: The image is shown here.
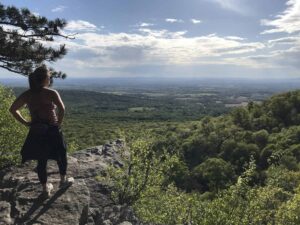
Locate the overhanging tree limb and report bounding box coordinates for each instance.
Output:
[0,3,73,78]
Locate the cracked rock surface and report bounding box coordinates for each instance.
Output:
[0,139,147,225]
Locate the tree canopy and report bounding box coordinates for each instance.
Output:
[0,3,72,78]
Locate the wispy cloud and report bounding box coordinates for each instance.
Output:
[138,28,187,38]
[238,44,300,70]
[209,0,248,14]
[261,0,300,34]
[259,0,300,71]
[165,18,184,23]
[267,36,300,47]
[138,22,155,27]
[225,36,245,41]
[51,5,67,13]
[190,19,202,24]
[65,20,100,32]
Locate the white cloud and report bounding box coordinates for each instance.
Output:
[225,36,245,41]
[65,20,100,32]
[32,12,40,17]
[261,0,300,34]
[190,19,202,24]
[56,28,265,69]
[138,28,187,38]
[267,36,300,47]
[0,24,32,35]
[259,0,300,70]
[274,46,300,68]
[51,5,67,13]
[244,45,300,69]
[165,18,184,23]
[139,22,154,27]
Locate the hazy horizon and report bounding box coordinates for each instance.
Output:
[3,75,300,93]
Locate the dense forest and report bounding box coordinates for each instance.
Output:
[1,84,300,224]
[109,89,300,224]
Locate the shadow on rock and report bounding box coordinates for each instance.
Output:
[15,185,71,225]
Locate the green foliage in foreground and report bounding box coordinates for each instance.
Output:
[106,137,300,225]
[106,135,180,205]
[0,85,28,167]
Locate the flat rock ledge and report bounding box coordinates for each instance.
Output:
[0,139,151,225]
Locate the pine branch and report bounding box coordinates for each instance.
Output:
[0,28,75,39]
[0,3,71,77]
[0,64,27,76]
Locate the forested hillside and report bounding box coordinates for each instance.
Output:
[149,90,300,193]
[106,89,300,224]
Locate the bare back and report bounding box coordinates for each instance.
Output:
[26,88,59,125]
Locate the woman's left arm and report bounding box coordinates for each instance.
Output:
[9,91,31,127]
[51,90,65,127]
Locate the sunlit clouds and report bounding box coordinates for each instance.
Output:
[58,27,265,70]
[261,0,300,34]
[40,0,300,77]
[259,0,300,71]
[65,20,101,32]
[0,0,299,78]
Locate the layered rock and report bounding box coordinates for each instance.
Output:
[0,139,145,225]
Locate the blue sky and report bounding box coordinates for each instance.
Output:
[1,0,300,79]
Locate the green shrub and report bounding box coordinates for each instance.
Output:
[0,85,28,168]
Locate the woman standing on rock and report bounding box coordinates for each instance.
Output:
[9,65,73,198]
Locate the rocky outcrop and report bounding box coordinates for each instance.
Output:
[0,139,145,225]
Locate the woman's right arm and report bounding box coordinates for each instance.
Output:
[9,91,31,127]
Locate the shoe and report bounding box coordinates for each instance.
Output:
[59,177,74,188]
[41,183,53,199]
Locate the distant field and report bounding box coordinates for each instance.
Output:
[100,91,129,95]
[225,102,248,107]
[179,93,217,97]
[128,107,156,112]
[142,93,168,97]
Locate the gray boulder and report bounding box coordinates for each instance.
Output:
[0,139,150,225]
